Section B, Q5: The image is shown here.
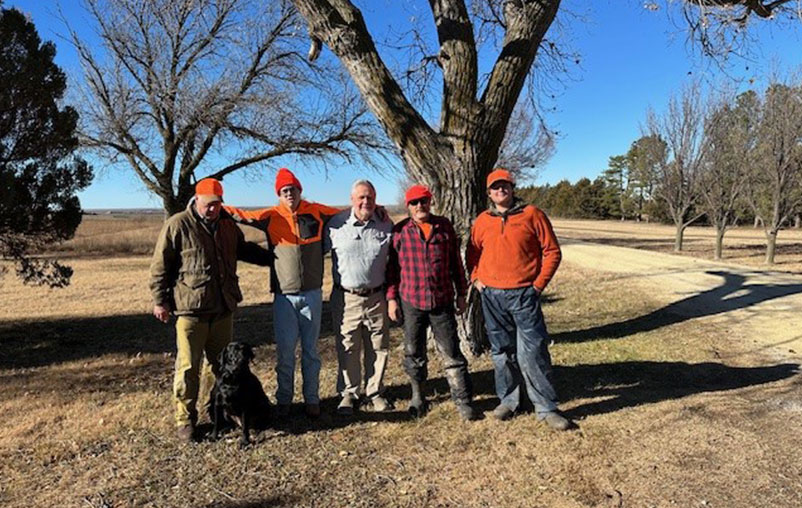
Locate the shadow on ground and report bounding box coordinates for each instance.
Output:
[554,360,799,419]
[554,270,802,343]
[0,302,304,370]
[199,359,798,436]
[202,497,298,508]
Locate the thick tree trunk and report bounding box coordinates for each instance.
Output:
[163,184,195,217]
[292,0,561,356]
[765,230,778,264]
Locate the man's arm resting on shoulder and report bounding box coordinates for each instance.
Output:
[223,205,271,231]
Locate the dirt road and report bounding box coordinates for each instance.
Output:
[561,239,802,360]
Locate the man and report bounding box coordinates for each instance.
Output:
[150,178,272,442]
[466,168,573,431]
[224,168,340,418]
[324,180,394,416]
[386,184,480,421]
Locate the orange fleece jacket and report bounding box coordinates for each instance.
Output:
[467,202,561,291]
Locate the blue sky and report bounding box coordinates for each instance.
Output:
[7,0,802,209]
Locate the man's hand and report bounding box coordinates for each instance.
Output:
[387,298,401,322]
[455,295,467,316]
[533,286,542,297]
[472,280,486,293]
[153,304,171,323]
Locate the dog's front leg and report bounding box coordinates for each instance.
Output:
[240,411,251,448]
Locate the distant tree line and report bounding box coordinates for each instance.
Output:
[518,79,802,264]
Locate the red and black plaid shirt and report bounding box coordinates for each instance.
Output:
[386,215,467,310]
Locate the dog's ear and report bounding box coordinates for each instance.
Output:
[244,344,254,363]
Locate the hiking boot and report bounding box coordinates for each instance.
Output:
[541,411,573,431]
[337,396,356,416]
[456,403,481,421]
[176,424,195,443]
[369,396,393,412]
[492,404,515,421]
[304,403,321,419]
[275,404,290,418]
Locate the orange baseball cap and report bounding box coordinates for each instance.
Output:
[486,168,514,189]
[405,184,433,205]
[195,178,223,202]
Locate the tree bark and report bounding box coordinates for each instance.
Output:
[674,223,685,252]
[765,229,778,264]
[714,225,725,260]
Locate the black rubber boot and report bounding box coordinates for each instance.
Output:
[408,379,428,418]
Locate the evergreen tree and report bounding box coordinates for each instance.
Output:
[0,5,92,287]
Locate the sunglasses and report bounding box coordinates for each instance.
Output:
[408,198,430,206]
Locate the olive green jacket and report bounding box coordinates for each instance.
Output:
[149,201,272,316]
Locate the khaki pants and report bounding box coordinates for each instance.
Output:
[173,312,233,427]
[331,288,389,400]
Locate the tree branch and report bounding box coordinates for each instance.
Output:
[427,0,480,138]
[292,0,444,180]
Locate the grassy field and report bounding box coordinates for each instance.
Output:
[552,218,802,273]
[1,215,800,507]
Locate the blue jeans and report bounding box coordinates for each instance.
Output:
[481,286,557,417]
[273,289,323,405]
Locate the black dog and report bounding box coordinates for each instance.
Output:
[210,342,272,447]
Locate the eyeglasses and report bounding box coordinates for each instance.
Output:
[408,198,430,206]
[489,182,512,190]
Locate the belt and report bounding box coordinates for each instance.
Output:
[335,284,383,297]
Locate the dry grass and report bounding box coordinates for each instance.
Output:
[2,231,801,507]
[553,218,802,273]
[51,214,269,258]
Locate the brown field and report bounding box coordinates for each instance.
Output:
[552,218,802,273]
[1,215,800,507]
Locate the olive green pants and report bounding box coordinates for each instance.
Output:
[173,312,233,427]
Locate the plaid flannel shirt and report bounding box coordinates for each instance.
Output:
[386,215,468,310]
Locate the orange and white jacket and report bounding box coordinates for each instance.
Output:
[466,199,561,291]
[224,200,340,294]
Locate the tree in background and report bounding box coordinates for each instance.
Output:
[746,81,802,264]
[602,154,632,220]
[627,135,665,222]
[70,0,385,215]
[699,91,757,260]
[0,5,92,288]
[647,81,709,251]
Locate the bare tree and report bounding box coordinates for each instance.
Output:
[496,101,555,182]
[288,0,800,351]
[746,80,802,264]
[648,81,710,251]
[699,90,758,260]
[68,0,386,215]
[673,0,802,58]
